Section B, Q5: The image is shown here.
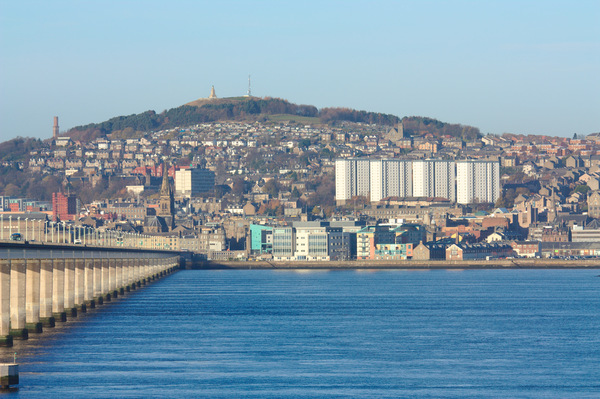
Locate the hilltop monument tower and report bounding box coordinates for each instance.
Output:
[209,85,217,99]
[52,116,59,139]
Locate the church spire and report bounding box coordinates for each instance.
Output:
[158,161,174,230]
[160,161,171,196]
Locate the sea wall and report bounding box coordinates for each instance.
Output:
[195,258,600,270]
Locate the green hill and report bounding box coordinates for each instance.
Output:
[66,97,401,141]
[64,96,481,142]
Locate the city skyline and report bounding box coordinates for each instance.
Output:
[1,0,599,142]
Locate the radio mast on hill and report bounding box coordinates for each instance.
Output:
[247,74,251,97]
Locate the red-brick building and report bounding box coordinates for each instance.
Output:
[52,192,78,221]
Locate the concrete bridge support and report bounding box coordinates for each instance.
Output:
[116,259,124,295]
[139,259,145,285]
[52,259,66,322]
[125,259,134,291]
[109,259,117,298]
[147,259,153,280]
[39,259,55,328]
[160,258,166,276]
[10,259,27,340]
[93,259,102,305]
[101,259,110,302]
[1,253,179,346]
[149,258,156,281]
[135,259,142,287]
[132,259,137,285]
[64,259,77,318]
[0,260,11,346]
[84,259,95,308]
[74,259,86,313]
[25,259,42,333]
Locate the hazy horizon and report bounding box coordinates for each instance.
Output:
[1,0,598,141]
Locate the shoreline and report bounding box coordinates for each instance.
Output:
[194,259,600,270]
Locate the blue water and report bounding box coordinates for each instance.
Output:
[3,269,600,398]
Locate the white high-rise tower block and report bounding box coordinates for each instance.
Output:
[335,158,370,204]
[412,159,455,201]
[456,160,500,204]
[369,159,412,202]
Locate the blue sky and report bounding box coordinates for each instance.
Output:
[1,0,598,141]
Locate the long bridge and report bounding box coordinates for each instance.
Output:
[0,241,181,347]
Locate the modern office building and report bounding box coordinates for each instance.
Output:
[272,227,296,261]
[456,160,501,204]
[174,167,215,198]
[249,224,274,254]
[294,224,330,261]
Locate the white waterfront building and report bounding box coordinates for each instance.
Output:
[272,227,296,261]
[294,225,330,261]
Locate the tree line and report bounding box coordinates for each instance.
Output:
[402,117,481,140]
[67,98,406,139]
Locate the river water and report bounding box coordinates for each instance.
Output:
[2,269,599,398]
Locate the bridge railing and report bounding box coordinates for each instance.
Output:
[0,215,175,251]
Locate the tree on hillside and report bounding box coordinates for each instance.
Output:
[263,179,280,198]
[231,177,248,197]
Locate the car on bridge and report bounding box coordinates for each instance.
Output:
[10,233,22,241]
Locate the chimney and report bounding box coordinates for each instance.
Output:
[53,116,59,139]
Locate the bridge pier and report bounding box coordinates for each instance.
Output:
[125,259,133,292]
[10,259,27,340]
[136,259,142,287]
[75,259,86,313]
[64,259,77,318]
[117,259,125,296]
[146,259,152,281]
[52,259,66,322]
[39,259,55,328]
[147,258,153,281]
[25,259,42,333]
[93,259,103,305]
[138,259,144,284]
[101,259,111,302]
[1,250,180,346]
[162,258,169,276]
[0,260,12,346]
[84,259,95,308]
[109,259,118,299]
